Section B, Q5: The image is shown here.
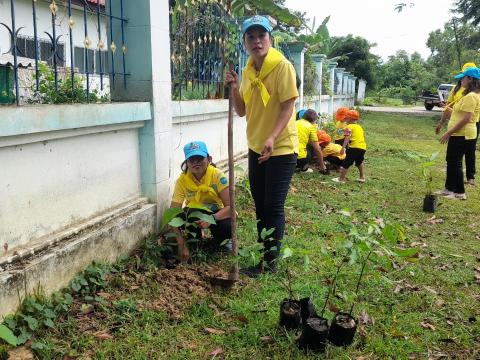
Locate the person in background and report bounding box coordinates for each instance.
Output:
[295,109,327,173]
[435,67,480,199]
[296,109,307,120]
[436,62,478,186]
[334,107,350,145]
[317,130,346,169]
[225,15,299,277]
[170,141,232,262]
[333,109,367,184]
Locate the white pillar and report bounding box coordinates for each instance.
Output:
[357,79,367,104]
[328,62,337,116]
[287,42,308,109]
[311,54,327,115]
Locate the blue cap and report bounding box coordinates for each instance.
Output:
[297,109,307,120]
[454,67,480,80]
[242,15,272,36]
[183,141,208,160]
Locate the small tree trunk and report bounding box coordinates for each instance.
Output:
[227,64,239,281]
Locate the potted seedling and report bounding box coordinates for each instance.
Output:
[327,218,416,347]
[275,245,305,330]
[421,152,439,213]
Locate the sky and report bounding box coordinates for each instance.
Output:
[284,0,456,61]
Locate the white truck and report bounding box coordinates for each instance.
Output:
[418,84,455,110]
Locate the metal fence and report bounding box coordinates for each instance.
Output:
[169,0,294,101]
[0,0,128,105]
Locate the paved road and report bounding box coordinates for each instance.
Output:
[359,105,442,117]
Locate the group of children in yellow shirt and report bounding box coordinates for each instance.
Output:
[295,106,367,184]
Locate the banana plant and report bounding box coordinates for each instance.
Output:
[231,0,303,27]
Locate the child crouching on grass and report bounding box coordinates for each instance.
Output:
[170,141,232,262]
[295,109,327,173]
[333,110,367,184]
[317,130,346,169]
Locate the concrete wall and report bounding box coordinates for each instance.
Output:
[0,102,151,256]
[303,94,355,116]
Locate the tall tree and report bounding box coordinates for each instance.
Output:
[454,0,480,26]
[327,35,380,87]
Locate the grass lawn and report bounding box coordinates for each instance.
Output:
[6,112,480,360]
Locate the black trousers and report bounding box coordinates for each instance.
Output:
[325,155,344,167]
[464,122,479,180]
[445,136,467,194]
[248,150,296,254]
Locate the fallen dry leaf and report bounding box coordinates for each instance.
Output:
[130,285,140,290]
[359,310,374,326]
[328,303,340,314]
[420,321,436,331]
[446,319,454,326]
[95,332,113,340]
[235,315,248,324]
[260,335,275,344]
[436,263,452,271]
[424,286,438,295]
[427,350,448,359]
[7,346,34,360]
[204,327,226,335]
[435,298,445,307]
[207,347,224,358]
[426,216,444,225]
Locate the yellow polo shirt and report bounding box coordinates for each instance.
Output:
[322,143,346,160]
[172,167,229,212]
[345,123,367,150]
[296,119,318,159]
[334,121,347,141]
[448,92,480,140]
[240,59,299,156]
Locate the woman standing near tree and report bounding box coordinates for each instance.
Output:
[225,15,299,277]
[435,67,480,200]
[436,62,478,185]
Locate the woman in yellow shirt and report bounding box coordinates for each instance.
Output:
[436,62,478,185]
[170,141,231,262]
[295,109,326,172]
[436,67,480,199]
[225,16,298,276]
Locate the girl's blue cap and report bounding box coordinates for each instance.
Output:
[184,141,208,160]
[242,16,272,35]
[454,67,480,80]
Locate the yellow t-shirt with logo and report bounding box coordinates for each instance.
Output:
[322,143,346,160]
[334,121,347,141]
[172,167,229,212]
[296,119,318,160]
[240,59,299,156]
[448,92,480,140]
[345,123,367,150]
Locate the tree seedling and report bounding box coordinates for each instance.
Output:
[421,152,439,212]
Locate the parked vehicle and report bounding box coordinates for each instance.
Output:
[418,84,454,111]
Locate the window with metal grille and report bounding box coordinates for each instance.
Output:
[74,47,107,74]
[15,36,65,66]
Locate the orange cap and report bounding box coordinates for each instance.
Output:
[346,109,359,121]
[317,130,331,144]
[335,107,349,121]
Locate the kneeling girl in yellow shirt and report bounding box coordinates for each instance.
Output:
[170,141,232,262]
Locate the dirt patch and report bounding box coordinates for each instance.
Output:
[143,264,229,320]
[7,346,34,360]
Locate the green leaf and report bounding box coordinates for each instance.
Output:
[189,211,216,225]
[44,319,55,328]
[303,255,310,271]
[281,247,293,259]
[260,227,275,240]
[168,217,186,228]
[394,248,419,258]
[0,324,17,346]
[22,315,38,331]
[338,209,351,217]
[160,208,184,230]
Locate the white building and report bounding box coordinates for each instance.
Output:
[0,0,110,99]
